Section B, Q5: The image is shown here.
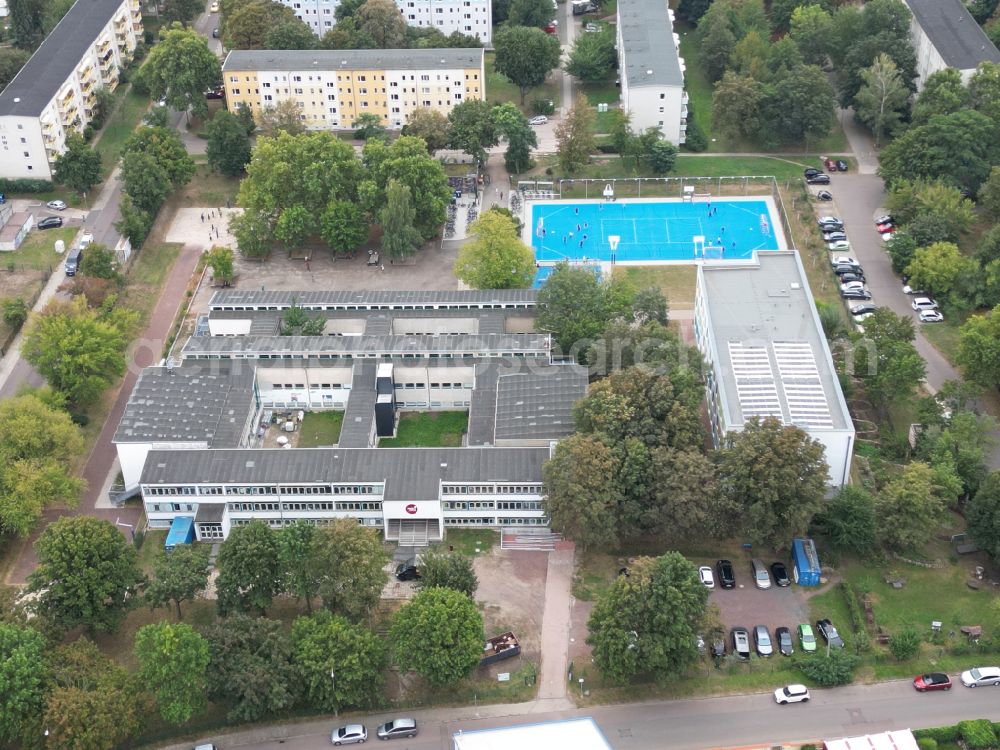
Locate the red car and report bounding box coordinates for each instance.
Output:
[544,21,558,33]
[876,223,894,234]
[914,673,952,691]
[824,158,838,172]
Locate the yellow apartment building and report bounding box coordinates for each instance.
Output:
[222,48,485,131]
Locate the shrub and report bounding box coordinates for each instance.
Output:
[958,720,997,749]
[796,649,861,686]
[0,178,53,194]
[888,627,921,660]
[841,581,865,633]
[916,739,937,750]
[913,726,961,744]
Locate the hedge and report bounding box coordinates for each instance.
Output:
[913,725,963,743]
[958,720,997,749]
[0,178,53,194]
[841,581,865,633]
[916,739,937,750]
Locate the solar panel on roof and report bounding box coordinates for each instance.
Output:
[727,342,783,421]
[772,341,833,428]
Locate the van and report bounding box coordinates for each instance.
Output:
[64,246,82,276]
[911,297,938,311]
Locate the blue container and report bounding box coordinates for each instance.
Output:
[165,516,195,550]
[791,537,821,586]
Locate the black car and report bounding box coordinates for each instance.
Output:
[818,220,844,231]
[731,626,751,660]
[834,266,863,278]
[816,190,833,201]
[711,640,726,658]
[804,167,821,178]
[816,618,845,649]
[838,272,865,284]
[807,173,831,185]
[716,559,736,589]
[770,562,791,587]
[841,289,872,300]
[394,558,420,581]
[850,303,877,316]
[836,160,848,172]
[205,88,224,100]
[776,627,794,656]
[37,216,63,230]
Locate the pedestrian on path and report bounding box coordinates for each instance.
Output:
[200,212,204,223]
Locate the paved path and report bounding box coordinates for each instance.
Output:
[837,107,879,174]
[158,674,1000,750]
[537,545,575,699]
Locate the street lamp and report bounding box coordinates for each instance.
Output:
[330,669,337,719]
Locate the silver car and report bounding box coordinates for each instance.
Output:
[751,559,771,589]
[754,624,773,657]
[961,666,1000,687]
[376,718,418,740]
[332,724,368,745]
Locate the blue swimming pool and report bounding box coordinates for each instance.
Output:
[529,198,781,264]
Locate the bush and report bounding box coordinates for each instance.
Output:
[913,727,961,744]
[959,720,998,749]
[796,649,861,686]
[888,627,921,660]
[0,178,53,194]
[682,111,708,152]
[70,413,90,427]
[532,99,555,115]
[841,581,865,633]
[916,739,938,750]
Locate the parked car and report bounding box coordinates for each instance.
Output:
[850,303,877,316]
[194,745,217,750]
[830,255,857,267]
[827,239,851,251]
[836,160,848,171]
[698,566,715,589]
[544,21,557,33]
[807,173,831,185]
[731,626,751,660]
[816,190,833,201]
[395,559,420,581]
[711,640,726,658]
[818,216,843,227]
[819,222,844,234]
[754,625,773,657]
[841,288,872,300]
[840,280,866,292]
[376,718,418,740]
[822,231,847,242]
[833,264,863,276]
[804,168,821,179]
[798,624,817,652]
[824,158,838,172]
[716,559,736,589]
[902,284,926,295]
[961,667,1000,687]
[920,310,944,323]
[750,558,771,589]
[210,1,219,10]
[816,619,845,649]
[46,200,66,210]
[876,222,894,234]
[875,214,893,225]
[770,562,791,587]
[881,232,895,242]
[776,626,794,656]
[774,684,811,704]
[332,724,369,745]
[205,88,224,100]
[913,673,952,692]
[911,297,939,311]
[37,216,63,230]
[838,272,865,284]
[529,115,548,125]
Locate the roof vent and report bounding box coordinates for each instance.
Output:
[12,97,19,103]
[440,462,448,469]
[646,69,653,75]
[790,282,801,290]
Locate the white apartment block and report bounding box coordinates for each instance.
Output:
[223,48,484,130]
[616,0,687,144]
[0,0,141,180]
[903,0,1000,90]
[278,0,492,44]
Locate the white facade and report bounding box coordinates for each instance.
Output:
[0,0,141,180]
[278,0,492,44]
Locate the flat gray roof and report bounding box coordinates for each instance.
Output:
[209,289,536,310]
[182,333,550,356]
[222,48,484,73]
[0,0,130,117]
[494,366,587,441]
[698,252,851,432]
[905,0,1000,70]
[140,446,549,502]
[618,0,684,89]
[113,365,256,446]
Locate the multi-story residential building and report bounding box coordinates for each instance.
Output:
[616,0,686,144]
[694,251,855,487]
[0,0,141,180]
[222,48,484,130]
[904,0,1000,90]
[275,0,492,44]
[114,290,588,544]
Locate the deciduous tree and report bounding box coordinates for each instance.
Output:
[314,518,388,621]
[977,166,1000,222]
[788,4,832,67]
[0,623,46,743]
[587,553,708,683]
[565,28,616,82]
[356,0,407,47]
[206,246,235,285]
[215,520,283,615]
[967,472,1000,560]
[53,134,102,195]
[542,434,621,549]
[278,521,322,613]
[416,548,478,597]
[135,622,209,725]
[555,95,596,173]
[506,0,554,27]
[911,68,971,124]
[448,99,498,164]
[207,110,252,177]
[812,485,877,555]
[401,108,451,153]
[453,209,535,289]
[493,26,561,104]
[958,305,1000,390]
[905,242,979,305]
[854,53,909,146]
[320,200,369,256]
[8,0,44,49]
[226,0,301,49]
[138,25,222,118]
[121,150,171,216]
[144,544,211,619]
[493,102,537,173]
[876,462,947,553]
[379,179,423,259]
[26,516,144,634]
[264,19,317,49]
[390,587,483,685]
[259,98,306,136]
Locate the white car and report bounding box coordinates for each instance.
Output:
[529,115,548,126]
[875,214,892,225]
[774,684,811,704]
[817,216,842,226]
[902,284,926,295]
[331,724,368,745]
[830,255,859,268]
[882,232,894,242]
[961,666,1000,687]
[46,199,67,210]
[919,310,944,323]
[827,239,851,251]
[698,566,715,589]
[854,312,874,322]
[210,1,219,10]
[911,297,939,311]
[840,281,865,292]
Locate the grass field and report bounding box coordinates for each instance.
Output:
[920,317,964,368]
[612,265,697,308]
[95,87,151,176]
[432,528,498,556]
[485,52,560,114]
[380,411,468,447]
[298,411,344,447]
[10,226,78,271]
[534,154,826,181]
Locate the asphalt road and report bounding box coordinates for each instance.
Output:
[220,678,1000,750]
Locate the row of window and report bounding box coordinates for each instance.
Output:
[230,73,480,85]
[441,484,542,495]
[145,484,380,497]
[229,501,382,512]
[186,352,543,360]
[210,304,533,312]
[443,501,543,511]
[443,517,549,526]
[232,517,384,528]
[395,382,473,389]
[269,383,348,389]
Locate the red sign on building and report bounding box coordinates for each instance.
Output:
[405,504,418,515]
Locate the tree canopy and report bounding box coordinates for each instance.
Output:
[53,134,102,195]
[958,305,1000,390]
[493,26,561,104]
[215,520,283,615]
[390,587,484,685]
[135,622,210,725]
[453,209,535,289]
[144,544,212,619]
[206,110,252,177]
[138,25,222,118]
[0,623,47,743]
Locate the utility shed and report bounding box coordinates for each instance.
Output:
[453,718,612,750]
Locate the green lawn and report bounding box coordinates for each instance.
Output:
[534,154,825,181]
[613,265,697,308]
[920,318,964,368]
[129,242,183,289]
[432,528,498,556]
[177,165,241,209]
[380,411,468,447]
[298,410,344,447]
[485,52,560,114]
[11,226,79,271]
[94,87,152,175]
[136,530,168,574]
